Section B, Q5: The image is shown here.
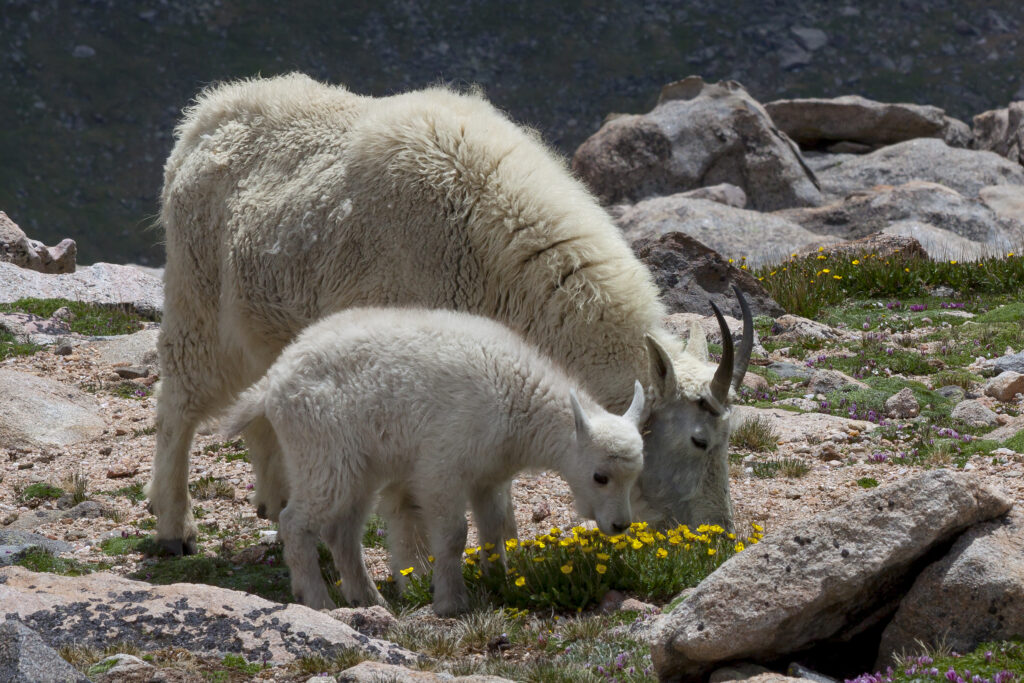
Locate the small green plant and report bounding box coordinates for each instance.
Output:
[0,329,42,360]
[132,425,157,437]
[110,380,151,400]
[0,298,155,335]
[66,470,90,505]
[100,533,160,557]
[15,548,107,576]
[856,477,879,489]
[730,416,779,452]
[204,439,249,462]
[363,514,388,549]
[778,458,811,478]
[933,369,981,391]
[189,476,235,501]
[109,482,146,503]
[21,482,64,502]
[853,638,1023,683]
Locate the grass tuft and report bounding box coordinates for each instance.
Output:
[731,416,779,452]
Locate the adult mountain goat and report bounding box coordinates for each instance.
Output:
[221,307,646,615]
[150,73,753,554]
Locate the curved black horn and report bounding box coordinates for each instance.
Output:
[709,301,733,404]
[731,284,754,391]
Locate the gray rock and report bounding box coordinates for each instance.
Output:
[979,184,1024,228]
[767,315,855,343]
[89,328,160,371]
[573,76,822,211]
[816,139,1024,199]
[71,44,95,58]
[89,653,153,680]
[776,181,1024,251]
[983,371,1024,401]
[936,385,967,402]
[630,231,785,318]
[337,661,512,682]
[764,95,964,149]
[0,312,73,346]
[327,605,398,638]
[0,619,90,683]
[885,387,920,418]
[796,232,929,261]
[0,532,72,566]
[950,399,1000,427]
[972,102,1024,166]
[0,566,420,666]
[710,663,773,683]
[0,212,77,274]
[766,363,813,381]
[679,183,748,208]
[0,261,163,317]
[883,221,1003,261]
[0,369,106,450]
[618,195,831,266]
[985,416,1024,443]
[5,501,111,532]
[807,369,868,395]
[774,397,819,412]
[789,27,827,52]
[651,471,1012,681]
[876,511,1024,667]
[993,351,1024,375]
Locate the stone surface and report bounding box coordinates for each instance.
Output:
[985,415,1024,443]
[730,406,875,444]
[766,315,855,343]
[0,531,73,567]
[876,510,1024,667]
[0,566,419,666]
[0,261,163,317]
[5,501,111,532]
[815,139,1024,199]
[984,371,1024,401]
[678,183,748,208]
[807,369,869,395]
[709,663,773,682]
[0,312,73,346]
[90,327,160,371]
[0,369,106,450]
[776,181,1024,252]
[764,95,964,148]
[89,653,153,681]
[885,388,920,418]
[882,221,1002,261]
[993,350,1024,375]
[0,211,77,274]
[972,102,1024,166]
[766,362,813,381]
[950,399,1000,427]
[0,618,90,683]
[336,661,512,682]
[979,184,1024,227]
[328,606,398,638]
[797,232,929,261]
[619,195,831,266]
[651,471,1013,682]
[630,231,785,318]
[573,76,822,211]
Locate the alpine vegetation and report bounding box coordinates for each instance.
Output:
[220,307,646,616]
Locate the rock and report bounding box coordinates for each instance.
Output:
[71,44,95,58]
[883,221,1004,261]
[796,232,929,261]
[114,365,150,379]
[808,369,868,395]
[0,261,163,317]
[816,139,1024,199]
[876,510,1024,667]
[0,211,77,274]
[531,502,551,523]
[731,406,874,444]
[993,350,1024,375]
[572,76,822,211]
[710,663,773,683]
[774,397,819,412]
[630,231,785,317]
[619,196,832,266]
[972,102,1024,166]
[983,371,1024,401]
[743,373,770,393]
[5,501,110,532]
[336,661,512,682]
[764,95,967,149]
[89,328,160,371]
[651,471,1012,681]
[936,385,967,402]
[89,653,153,680]
[679,183,748,208]
[789,27,827,52]
[328,606,398,638]
[885,388,920,418]
[776,181,1024,251]
[0,369,106,450]
[767,315,854,343]
[0,618,90,683]
[766,362,814,381]
[0,532,72,566]
[0,566,418,666]
[979,184,1024,227]
[950,399,1000,427]
[985,415,1024,443]
[0,312,73,345]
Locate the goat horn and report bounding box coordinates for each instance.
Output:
[622,379,646,426]
[731,284,754,391]
[709,301,733,404]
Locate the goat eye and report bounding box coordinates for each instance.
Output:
[593,473,609,485]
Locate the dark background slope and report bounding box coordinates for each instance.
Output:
[3,0,1023,265]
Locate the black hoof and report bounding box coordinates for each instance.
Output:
[146,501,155,515]
[257,503,268,519]
[159,537,198,556]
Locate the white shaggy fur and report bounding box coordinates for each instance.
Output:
[221,307,645,615]
[149,73,737,554]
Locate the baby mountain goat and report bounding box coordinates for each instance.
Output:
[221,308,646,615]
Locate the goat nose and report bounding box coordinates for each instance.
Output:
[612,521,629,533]
[691,435,708,449]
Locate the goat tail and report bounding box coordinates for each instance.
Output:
[219,377,270,438]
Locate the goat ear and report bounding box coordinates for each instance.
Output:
[686,320,709,362]
[570,389,591,438]
[645,334,677,397]
[622,379,647,427]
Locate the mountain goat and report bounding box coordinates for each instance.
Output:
[221,307,646,615]
[150,73,753,555]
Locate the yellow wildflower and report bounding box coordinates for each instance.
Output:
[488,553,500,562]
[428,555,435,563]
[515,576,526,587]
[597,552,610,561]
[656,548,668,558]
[505,539,518,551]
[400,566,414,576]
[614,541,627,551]
[560,564,573,574]
[708,548,717,556]
[818,246,824,251]
[852,259,860,265]
[630,539,643,550]
[752,523,764,532]
[465,558,476,566]
[727,533,736,540]
[735,542,745,552]
[533,556,545,562]
[950,260,958,265]
[668,535,681,545]
[833,275,842,280]
[549,527,562,537]
[822,268,830,273]
[596,563,608,574]
[483,542,495,550]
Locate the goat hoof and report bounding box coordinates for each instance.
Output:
[257,503,268,519]
[158,537,198,556]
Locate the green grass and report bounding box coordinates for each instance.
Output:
[0,328,42,359]
[108,482,146,503]
[730,416,779,452]
[973,302,1024,323]
[1003,430,1024,453]
[15,548,108,576]
[100,534,160,557]
[204,439,250,463]
[189,476,236,501]
[21,482,64,502]
[856,477,879,489]
[751,458,810,479]
[0,297,155,334]
[109,380,152,400]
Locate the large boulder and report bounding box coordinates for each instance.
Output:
[764,95,970,149]
[0,212,76,275]
[0,619,90,683]
[882,221,1002,261]
[0,261,163,317]
[0,369,106,450]
[572,76,822,211]
[0,566,419,666]
[816,139,1024,199]
[651,471,1012,682]
[618,195,831,265]
[876,510,1024,667]
[630,231,785,318]
[972,102,1024,166]
[775,181,1024,253]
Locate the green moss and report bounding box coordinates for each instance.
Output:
[15,548,108,576]
[21,482,64,502]
[1001,430,1024,453]
[856,477,879,489]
